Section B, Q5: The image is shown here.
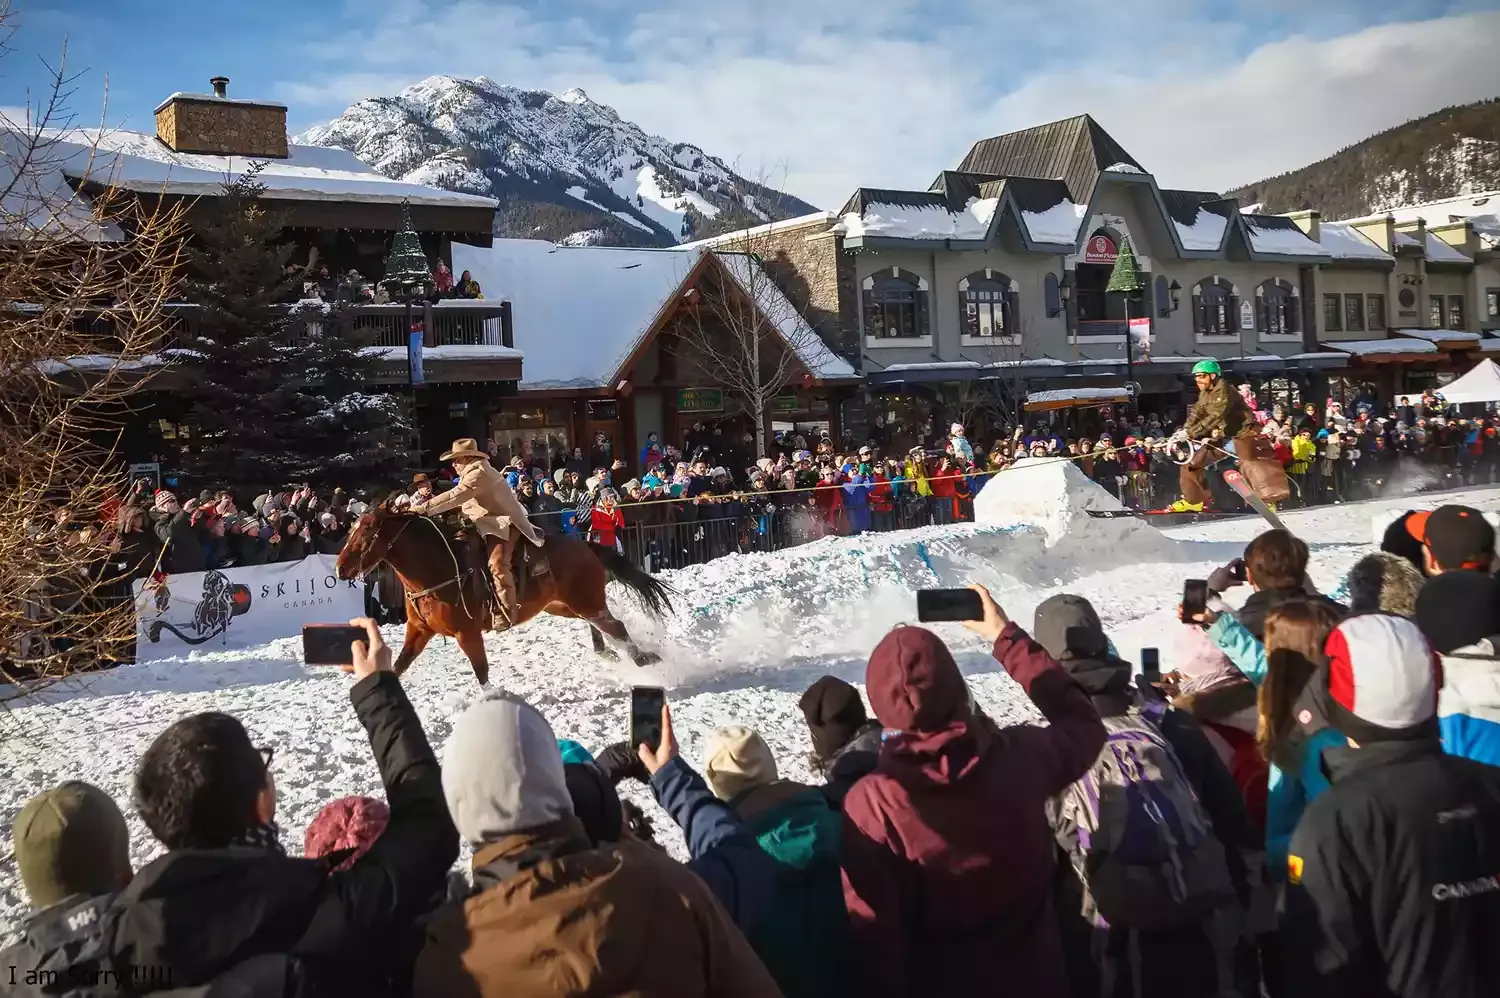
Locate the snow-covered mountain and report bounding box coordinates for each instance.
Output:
[296,76,820,246]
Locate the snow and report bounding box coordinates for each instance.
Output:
[612,211,653,233]
[1393,230,1422,248]
[1319,222,1394,261]
[1240,203,1265,215]
[558,229,606,247]
[712,253,858,379]
[0,130,125,243]
[33,353,167,374]
[38,126,497,207]
[1020,199,1087,245]
[841,197,998,241]
[1024,387,1130,409]
[366,344,524,361]
[9,476,1496,928]
[1394,328,1481,343]
[1243,219,1327,256]
[1424,232,1472,263]
[879,361,982,372]
[565,186,610,213]
[1332,336,1434,355]
[451,238,698,389]
[635,164,721,220]
[1103,163,1143,174]
[677,211,836,251]
[1173,208,1229,251]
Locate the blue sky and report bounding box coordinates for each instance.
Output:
[5,0,1500,207]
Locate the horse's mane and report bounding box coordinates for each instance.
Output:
[369,508,474,546]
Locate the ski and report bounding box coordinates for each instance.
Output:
[1086,508,1247,520]
[1223,470,1288,531]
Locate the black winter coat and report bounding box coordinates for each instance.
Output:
[104,673,457,995]
[1282,739,1500,998]
[153,510,205,575]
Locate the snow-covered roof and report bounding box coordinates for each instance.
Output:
[1174,207,1229,251]
[1394,328,1481,343]
[0,130,125,242]
[1024,387,1129,410]
[1021,198,1087,245]
[452,239,698,390]
[879,361,982,372]
[713,252,858,380]
[1324,338,1439,356]
[154,92,287,112]
[1242,216,1327,257]
[1424,232,1471,263]
[1318,222,1392,261]
[676,211,835,250]
[840,197,996,241]
[37,125,496,207]
[1393,230,1421,248]
[1375,190,1500,228]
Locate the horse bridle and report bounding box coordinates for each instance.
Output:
[373,514,477,622]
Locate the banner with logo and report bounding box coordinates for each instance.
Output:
[133,554,364,662]
[1128,317,1152,363]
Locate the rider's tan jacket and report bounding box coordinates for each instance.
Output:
[416,460,544,547]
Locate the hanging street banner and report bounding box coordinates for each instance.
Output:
[408,317,425,386]
[133,554,365,663]
[1128,317,1152,363]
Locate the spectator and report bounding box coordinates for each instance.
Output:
[1345,551,1425,617]
[589,487,625,550]
[6,778,132,913]
[303,795,390,872]
[431,259,453,295]
[80,619,458,993]
[1407,503,1495,576]
[454,269,483,299]
[1282,613,1500,996]
[798,675,883,809]
[414,692,780,997]
[1414,569,1500,766]
[701,725,857,998]
[1227,529,1345,640]
[839,584,1106,998]
[1031,594,1245,998]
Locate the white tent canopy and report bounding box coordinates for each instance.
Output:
[1437,359,1500,405]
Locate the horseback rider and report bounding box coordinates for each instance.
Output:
[408,438,544,626]
[1168,359,1257,513]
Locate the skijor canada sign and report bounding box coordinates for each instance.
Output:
[133,554,364,662]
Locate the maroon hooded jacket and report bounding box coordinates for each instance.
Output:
[840,623,1106,997]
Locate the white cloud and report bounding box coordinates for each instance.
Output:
[279,3,1500,209]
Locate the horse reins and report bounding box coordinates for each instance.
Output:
[379,514,477,626]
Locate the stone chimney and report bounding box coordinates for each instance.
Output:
[154,77,289,158]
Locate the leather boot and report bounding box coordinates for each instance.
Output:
[487,535,517,627]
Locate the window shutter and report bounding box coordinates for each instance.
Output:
[1192,293,1203,334]
[862,289,878,338]
[1226,295,1239,334]
[1154,275,1169,317]
[1044,273,1061,317]
[917,288,931,337]
[1006,291,1020,335]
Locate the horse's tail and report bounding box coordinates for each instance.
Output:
[147,620,227,646]
[587,542,675,619]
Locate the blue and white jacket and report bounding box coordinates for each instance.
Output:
[1439,638,1500,767]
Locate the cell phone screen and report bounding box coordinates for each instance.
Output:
[916,588,985,622]
[302,624,367,666]
[1180,580,1208,622]
[630,686,666,752]
[1140,647,1161,682]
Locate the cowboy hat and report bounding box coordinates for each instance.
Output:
[440,438,490,461]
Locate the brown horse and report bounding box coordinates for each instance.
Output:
[335,509,674,686]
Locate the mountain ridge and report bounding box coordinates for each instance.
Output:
[1226,98,1500,220]
[296,75,819,247]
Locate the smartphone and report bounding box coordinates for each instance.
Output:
[630,686,666,752]
[1140,647,1162,685]
[302,624,367,666]
[1181,579,1208,623]
[916,588,984,622]
[1229,559,1247,583]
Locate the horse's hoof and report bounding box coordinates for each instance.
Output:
[597,648,620,662]
[634,651,661,666]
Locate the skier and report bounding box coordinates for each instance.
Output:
[1168,359,1257,513]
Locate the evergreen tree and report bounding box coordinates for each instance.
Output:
[176,164,411,492]
[1106,236,1144,294]
[382,200,430,294]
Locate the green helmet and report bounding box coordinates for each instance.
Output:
[1192,359,1222,376]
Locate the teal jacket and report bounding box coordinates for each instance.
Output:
[1206,613,1344,878]
[731,781,858,998]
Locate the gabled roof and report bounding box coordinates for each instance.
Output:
[956,114,1145,202]
[1240,214,1330,261]
[836,188,1000,243]
[1159,189,1237,252]
[1319,221,1394,263]
[926,170,1004,211]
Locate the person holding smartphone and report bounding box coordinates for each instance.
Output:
[840,584,1106,998]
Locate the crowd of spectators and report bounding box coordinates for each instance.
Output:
[8,502,1500,997]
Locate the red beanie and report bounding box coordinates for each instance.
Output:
[865,626,968,733]
[303,796,389,871]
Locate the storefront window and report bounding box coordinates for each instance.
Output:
[490,407,570,469]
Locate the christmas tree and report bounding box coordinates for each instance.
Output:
[382,199,431,294]
[1105,236,1144,295]
[175,164,411,491]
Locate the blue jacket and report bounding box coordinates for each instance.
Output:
[1439,639,1500,767]
[1206,612,1343,877]
[649,756,777,931]
[730,782,858,998]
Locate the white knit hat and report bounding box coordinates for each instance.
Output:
[441,692,573,847]
[702,725,778,801]
[950,423,965,435]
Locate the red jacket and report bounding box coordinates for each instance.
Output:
[869,474,894,513]
[841,624,1106,998]
[927,469,961,498]
[589,505,624,546]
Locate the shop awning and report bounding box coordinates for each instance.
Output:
[1394,328,1482,349]
[1024,386,1131,411]
[1318,339,1440,364]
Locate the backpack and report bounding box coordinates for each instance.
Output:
[1052,705,1235,932]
